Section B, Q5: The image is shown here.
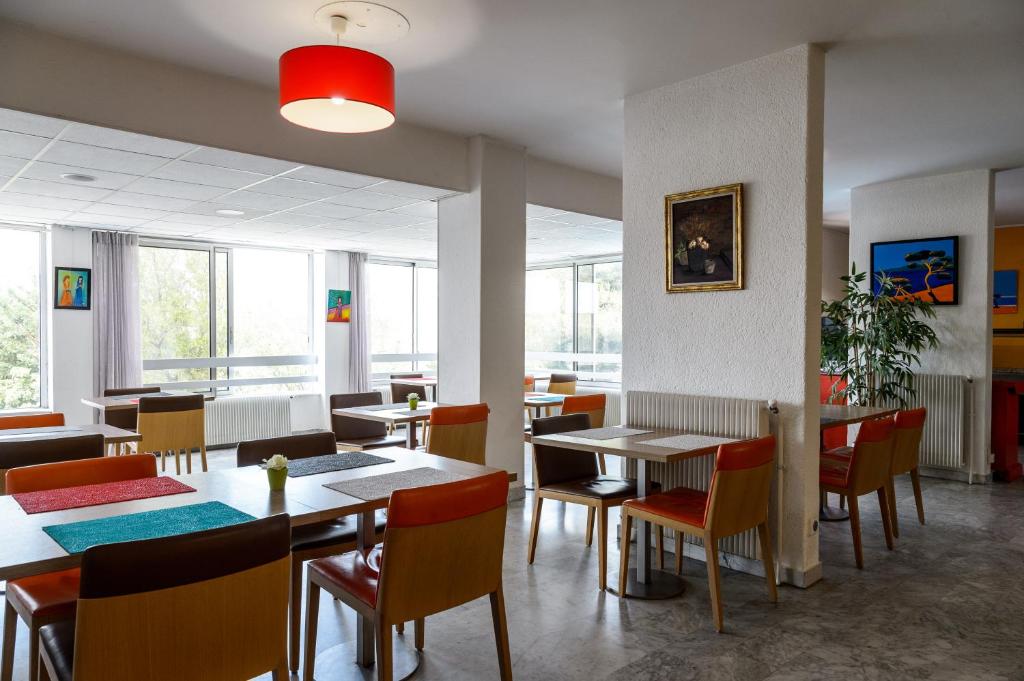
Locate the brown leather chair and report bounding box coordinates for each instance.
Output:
[527,413,660,591]
[0,434,104,495]
[236,431,387,673]
[137,394,207,474]
[390,373,427,403]
[101,386,161,432]
[330,392,405,451]
[302,471,512,681]
[38,515,292,681]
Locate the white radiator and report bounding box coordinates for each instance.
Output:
[205,395,292,447]
[624,391,771,562]
[888,373,971,472]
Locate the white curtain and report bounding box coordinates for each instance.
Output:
[92,231,142,394]
[348,251,372,392]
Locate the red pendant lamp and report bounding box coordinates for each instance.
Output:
[279,3,407,134]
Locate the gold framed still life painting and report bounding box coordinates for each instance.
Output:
[664,183,743,293]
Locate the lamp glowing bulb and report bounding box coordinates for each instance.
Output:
[331,96,347,105]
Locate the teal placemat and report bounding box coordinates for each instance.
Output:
[42,501,256,555]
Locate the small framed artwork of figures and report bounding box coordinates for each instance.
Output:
[664,183,742,293]
[994,270,1018,315]
[53,267,91,310]
[870,236,959,305]
[327,289,351,323]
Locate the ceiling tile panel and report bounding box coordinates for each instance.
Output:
[0,192,91,212]
[0,131,51,160]
[150,160,268,189]
[285,166,381,189]
[389,201,437,218]
[0,109,68,137]
[187,147,302,176]
[103,191,198,211]
[7,177,111,201]
[246,176,342,200]
[327,190,418,211]
[291,201,373,220]
[370,180,458,200]
[40,141,170,175]
[63,123,197,158]
[20,161,140,190]
[121,177,227,201]
[215,190,308,211]
[80,203,170,220]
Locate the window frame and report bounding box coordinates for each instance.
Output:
[525,255,622,385]
[139,238,316,394]
[367,257,438,381]
[0,223,48,413]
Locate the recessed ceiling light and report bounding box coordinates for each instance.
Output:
[60,173,96,183]
[215,209,245,216]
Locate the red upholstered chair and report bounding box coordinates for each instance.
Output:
[1,455,157,681]
[302,471,512,681]
[0,413,65,430]
[619,436,778,632]
[820,417,896,568]
[888,408,927,536]
[819,375,848,450]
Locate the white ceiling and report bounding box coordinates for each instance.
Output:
[0,107,621,263]
[0,0,1021,225]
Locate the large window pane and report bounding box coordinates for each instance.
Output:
[525,266,574,372]
[0,228,41,410]
[140,246,210,384]
[593,261,622,381]
[231,248,310,357]
[368,263,413,375]
[415,266,437,371]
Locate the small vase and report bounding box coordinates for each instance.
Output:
[687,247,707,273]
[267,467,288,491]
[408,398,420,410]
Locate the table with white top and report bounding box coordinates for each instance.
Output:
[331,402,440,449]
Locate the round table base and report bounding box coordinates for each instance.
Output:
[819,505,850,522]
[312,632,420,681]
[608,569,686,600]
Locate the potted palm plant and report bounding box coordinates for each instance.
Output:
[821,264,940,408]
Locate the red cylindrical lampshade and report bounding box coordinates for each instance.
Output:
[279,45,395,133]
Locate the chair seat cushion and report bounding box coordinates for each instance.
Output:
[822,445,853,460]
[623,487,709,528]
[819,455,851,488]
[38,620,75,681]
[7,569,80,618]
[542,476,661,500]
[291,511,387,552]
[309,545,383,608]
[337,435,406,450]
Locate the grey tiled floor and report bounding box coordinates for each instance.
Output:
[5,449,1023,680]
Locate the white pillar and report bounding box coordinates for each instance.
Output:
[623,44,825,586]
[438,136,526,491]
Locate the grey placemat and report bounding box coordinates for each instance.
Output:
[323,467,466,501]
[641,434,734,450]
[262,452,394,478]
[354,403,407,412]
[560,427,654,440]
[395,409,431,417]
[110,391,173,400]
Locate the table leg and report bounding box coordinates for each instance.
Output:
[356,510,376,668]
[405,422,418,449]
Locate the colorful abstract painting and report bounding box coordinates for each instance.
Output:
[53,267,91,310]
[870,236,959,305]
[327,289,351,323]
[994,270,1018,314]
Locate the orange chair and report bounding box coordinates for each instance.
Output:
[425,404,489,465]
[524,375,536,392]
[302,472,512,681]
[0,413,65,430]
[1,455,158,681]
[820,417,896,568]
[819,375,848,450]
[619,436,778,632]
[889,408,927,536]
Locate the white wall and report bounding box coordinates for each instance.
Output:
[526,156,622,220]
[623,44,825,585]
[822,227,850,301]
[849,169,994,480]
[317,251,351,427]
[48,226,94,425]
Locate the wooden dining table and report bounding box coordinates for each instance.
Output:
[0,447,501,680]
[332,402,439,449]
[819,404,899,521]
[530,426,740,599]
[524,392,565,418]
[0,423,139,446]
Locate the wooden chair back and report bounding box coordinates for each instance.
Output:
[377,472,508,624]
[892,408,926,476]
[523,375,536,392]
[847,417,896,495]
[819,374,848,449]
[561,393,606,429]
[330,392,388,441]
[0,434,104,495]
[136,395,205,453]
[70,515,291,681]
[0,413,65,430]
[546,373,577,395]
[102,386,161,431]
[6,454,156,494]
[529,413,597,488]
[426,404,489,464]
[236,431,337,467]
[390,373,426,403]
[705,436,776,537]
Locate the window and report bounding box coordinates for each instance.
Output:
[140,242,314,394]
[367,261,437,378]
[525,260,622,382]
[0,226,45,410]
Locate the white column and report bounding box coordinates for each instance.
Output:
[623,44,825,586]
[49,226,95,425]
[438,136,526,491]
[850,170,994,481]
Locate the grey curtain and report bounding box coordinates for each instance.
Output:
[348,251,372,392]
[92,231,142,395]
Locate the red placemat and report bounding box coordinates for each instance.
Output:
[13,477,196,515]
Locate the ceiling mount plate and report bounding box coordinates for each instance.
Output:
[314,1,410,45]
